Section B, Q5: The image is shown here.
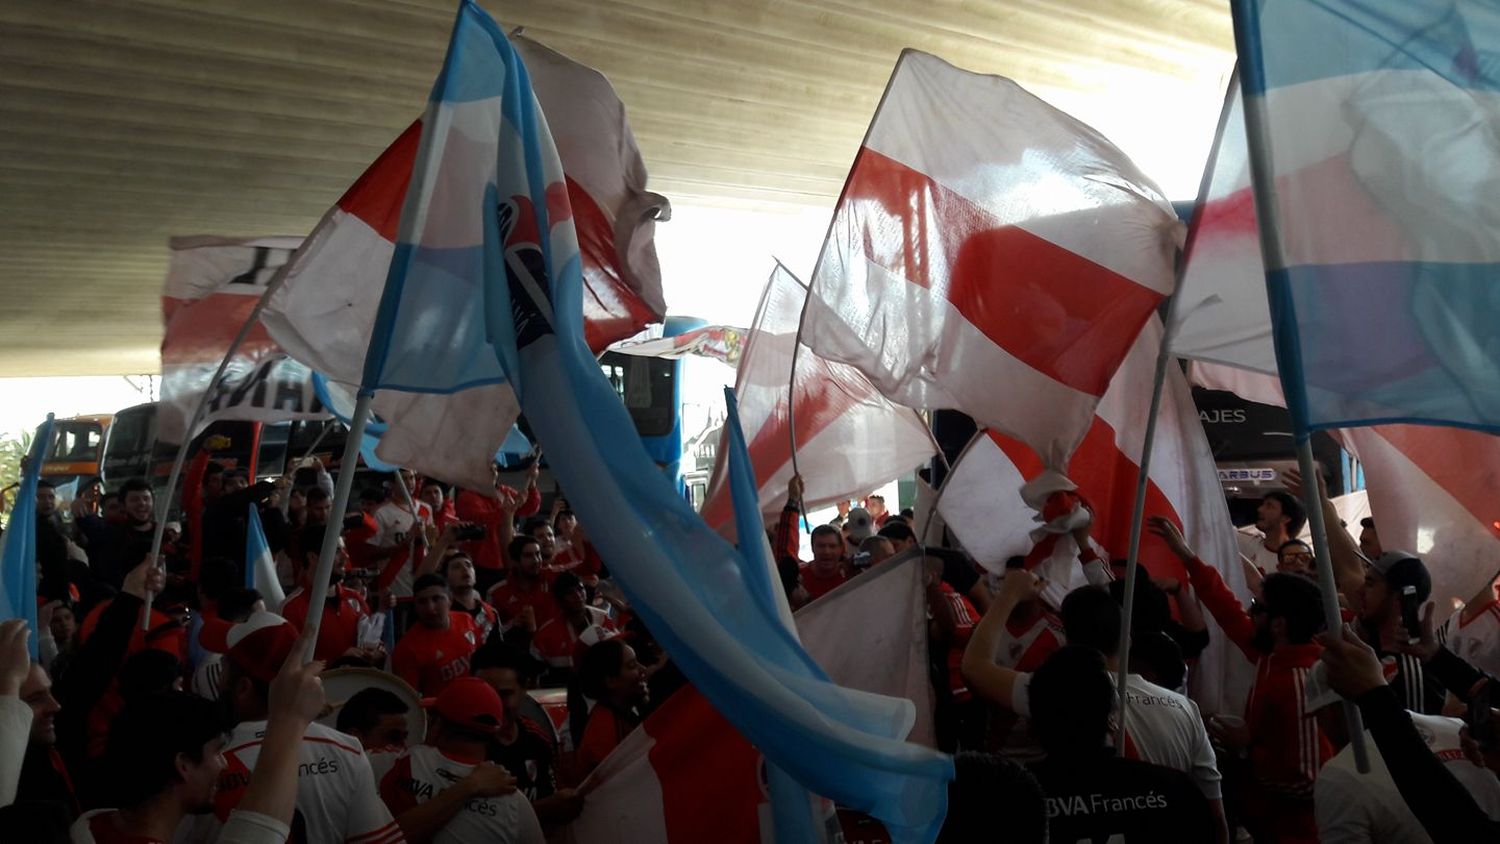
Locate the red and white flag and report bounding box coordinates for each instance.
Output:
[1190,361,1500,616]
[802,50,1182,470]
[261,34,668,490]
[560,551,931,843]
[160,236,330,444]
[699,265,934,532]
[938,317,1249,715]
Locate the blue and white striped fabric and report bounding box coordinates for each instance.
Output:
[245,503,285,611]
[411,2,954,840]
[1233,0,1500,434]
[0,414,52,658]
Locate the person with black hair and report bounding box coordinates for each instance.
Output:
[531,572,615,684]
[964,575,1226,839]
[1358,515,1382,560]
[1151,515,1331,842]
[1357,551,1446,714]
[393,573,481,696]
[70,692,226,843]
[443,551,501,640]
[191,588,264,702]
[1276,538,1316,578]
[282,524,378,665]
[936,751,1047,844]
[1027,645,1217,842]
[572,638,648,780]
[801,524,850,603]
[487,535,559,640]
[378,677,539,843]
[337,688,411,755]
[1239,489,1307,576]
[471,645,585,826]
[93,478,157,590]
[202,469,285,583]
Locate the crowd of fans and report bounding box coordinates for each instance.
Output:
[2,448,1500,843]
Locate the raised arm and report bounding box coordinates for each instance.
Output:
[1150,517,1258,661]
[960,570,1046,710]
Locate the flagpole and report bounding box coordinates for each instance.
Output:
[1113,65,1242,755]
[1234,60,1370,771]
[299,391,373,659]
[141,264,300,631]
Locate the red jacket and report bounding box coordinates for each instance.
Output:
[454,485,541,571]
[1185,555,1332,804]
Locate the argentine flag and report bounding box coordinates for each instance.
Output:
[1232,0,1500,434]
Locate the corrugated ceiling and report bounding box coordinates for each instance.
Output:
[0,0,1233,376]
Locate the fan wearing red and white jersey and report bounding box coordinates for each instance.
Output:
[180,611,404,844]
[393,575,482,696]
[530,572,615,680]
[379,677,544,844]
[1438,575,1500,680]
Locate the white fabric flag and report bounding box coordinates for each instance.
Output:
[262,35,667,490]
[802,49,1181,470]
[699,265,934,532]
[561,549,932,843]
[160,236,330,444]
[939,317,1250,715]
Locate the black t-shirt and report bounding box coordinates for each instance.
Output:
[488,716,557,799]
[1031,754,1214,843]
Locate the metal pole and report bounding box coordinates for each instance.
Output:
[1232,52,1371,770]
[299,392,373,661]
[1297,438,1370,771]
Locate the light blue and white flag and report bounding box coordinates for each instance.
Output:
[0,414,53,658]
[1231,0,1500,434]
[245,503,285,611]
[400,2,953,840]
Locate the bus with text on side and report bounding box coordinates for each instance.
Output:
[35,414,113,503]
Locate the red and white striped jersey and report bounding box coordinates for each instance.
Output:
[996,609,1065,672]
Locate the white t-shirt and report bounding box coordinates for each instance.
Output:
[191,653,225,701]
[372,500,432,548]
[1237,530,1280,574]
[1316,713,1500,843]
[1439,599,1500,680]
[179,720,400,844]
[1012,672,1222,800]
[72,808,289,844]
[379,744,544,844]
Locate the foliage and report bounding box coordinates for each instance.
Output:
[0,429,34,527]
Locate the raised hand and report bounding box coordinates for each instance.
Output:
[0,619,32,696]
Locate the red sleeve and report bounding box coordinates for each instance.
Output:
[516,484,542,518]
[282,594,308,632]
[378,754,418,815]
[773,506,800,564]
[1183,555,1258,660]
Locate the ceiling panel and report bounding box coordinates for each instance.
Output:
[0,0,1233,376]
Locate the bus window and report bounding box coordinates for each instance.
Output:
[101,404,157,487]
[599,352,675,437]
[256,422,291,480]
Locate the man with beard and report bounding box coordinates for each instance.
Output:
[69,692,228,843]
[94,479,157,590]
[1152,516,1332,843]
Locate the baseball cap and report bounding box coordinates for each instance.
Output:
[1369,551,1432,603]
[211,611,300,684]
[845,508,875,541]
[422,676,506,734]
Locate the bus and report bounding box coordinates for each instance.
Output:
[598,316,704,496]
[99,402,293,497]
[36,414,112,501]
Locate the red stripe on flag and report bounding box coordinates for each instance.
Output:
[337,120,422,242]
[700,361,874,531]
[986,422,1190,584]
[649,688,763,843]
[1371,425,1500,535]
[570,178,660,351]
[842,147,1164,397]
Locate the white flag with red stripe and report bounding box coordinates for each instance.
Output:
[699,264,935,532]
[561,550,931,843]
[262,34,667,490]
[1189,361,1500,616]
[939,317,1249,715]
[802,50,1182,469]
[159,236,331,444]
